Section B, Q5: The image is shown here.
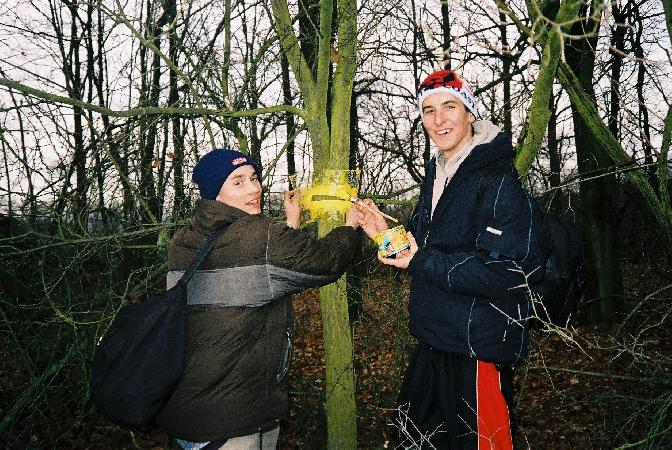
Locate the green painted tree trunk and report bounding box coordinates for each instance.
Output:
[514,0,582,176]
[318,218,357,450]
[271,0,359,447]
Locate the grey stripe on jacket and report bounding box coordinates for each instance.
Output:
[167,264,335,307]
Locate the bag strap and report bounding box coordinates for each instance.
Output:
[176,224,226,287]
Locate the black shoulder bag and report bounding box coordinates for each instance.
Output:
[91,226,225,427]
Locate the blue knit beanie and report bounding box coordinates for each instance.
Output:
[192,148,261,199]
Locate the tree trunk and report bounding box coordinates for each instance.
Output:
[318,217,358,450]
[83,2,100,226]
[347,94,363,322]
[1,137,13,225]
[565,2,622,324]
[441,1,451,69]
[86,0,134,224]
[271,1,359,446]
[137,0,168,225]
[607,1,626,142]
[165,0,186,217]
[13,96,37,224]
[53,1,88,229]
[547,92,562,213]
[661,0,672,225]
[281,54,297,181]
[631,1,655,184]
[499,11,512,136]
[319,1,359,445]
[299,0,320,79]
[514,0,582,175]
[70,4,87,230]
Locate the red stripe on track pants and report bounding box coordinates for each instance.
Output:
[476,360,513,450]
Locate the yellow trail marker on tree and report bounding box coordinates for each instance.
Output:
[292,169,399,224]
[292,169,359,221]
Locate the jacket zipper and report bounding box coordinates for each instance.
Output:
[275,329,292,383]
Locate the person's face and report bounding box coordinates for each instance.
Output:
[421,92,475,158]
[215,165,262,214]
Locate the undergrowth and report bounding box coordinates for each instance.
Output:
[1,217,670,449]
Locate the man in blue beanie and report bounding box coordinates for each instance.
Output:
[191,149,262,200]
[156,148,363,449]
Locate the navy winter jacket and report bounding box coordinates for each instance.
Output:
[407,132,548,366]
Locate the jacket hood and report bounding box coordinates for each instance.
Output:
[193,199,251,233]
[459,121,514,173]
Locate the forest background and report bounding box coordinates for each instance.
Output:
[1,0,671,448]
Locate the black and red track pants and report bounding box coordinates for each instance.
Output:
[393,344,515,449]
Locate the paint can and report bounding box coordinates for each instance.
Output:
[374,225,411,258]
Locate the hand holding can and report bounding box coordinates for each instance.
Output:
[374,225,411,258]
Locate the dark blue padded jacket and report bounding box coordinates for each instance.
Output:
[407,131,549,367]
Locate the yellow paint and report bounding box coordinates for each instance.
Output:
[292,170,359,221]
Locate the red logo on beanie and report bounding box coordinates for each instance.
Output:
[232,157,247,166]
[418,70,463,93]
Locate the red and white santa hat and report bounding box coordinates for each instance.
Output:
[417,69,478,119]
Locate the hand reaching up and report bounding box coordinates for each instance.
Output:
[345,204,363,229]
[284,190,301,229]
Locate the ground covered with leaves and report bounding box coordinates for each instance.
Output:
[1,244,671,449]
[277,254,672,449]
